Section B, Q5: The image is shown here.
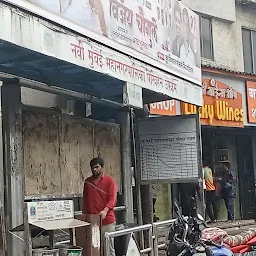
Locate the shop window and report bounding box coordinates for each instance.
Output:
[200,16,214,60]
[242,28,256,74]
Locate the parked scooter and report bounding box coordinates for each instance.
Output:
[166,199,232,256]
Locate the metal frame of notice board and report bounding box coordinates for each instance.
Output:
[135,114,202,185]
[10,200,90,256]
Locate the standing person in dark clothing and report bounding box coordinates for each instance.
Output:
[220,162,236,222]
[178,182,201,217]
[152,185,159,222]
[203,163,218,223]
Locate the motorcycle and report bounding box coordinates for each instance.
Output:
[166,199,232,256]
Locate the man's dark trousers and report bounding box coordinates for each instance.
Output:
[224,197,235,221]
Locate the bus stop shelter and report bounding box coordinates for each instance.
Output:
[0,1,203,255]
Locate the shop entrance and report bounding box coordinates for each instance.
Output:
[202,127,256,221]
[236,135,255,219]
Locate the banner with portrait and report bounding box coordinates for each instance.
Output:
[23,0,201,85]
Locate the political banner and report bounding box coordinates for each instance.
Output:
[22,0,201,85]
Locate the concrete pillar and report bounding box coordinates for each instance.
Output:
[1,80,25,256]
[118,110,134,223]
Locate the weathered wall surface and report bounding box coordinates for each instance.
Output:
[22,88,60,108]
[23,111,61,196]
[183,0,256,73]
[93,121,121,185]
[21,87,73,115]
[203,4,256,72]
[59,116,94,195]
[23,110,121,197]
[181,0,236,21]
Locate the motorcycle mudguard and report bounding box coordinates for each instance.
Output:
[167,242,187,256]
[193,253,207,256]
[211,246,233,256]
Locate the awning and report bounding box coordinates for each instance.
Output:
[0,40,125,104]
[0,2,202,106]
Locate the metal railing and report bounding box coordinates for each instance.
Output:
[152,219,176,256]
[104,217,188,256]
[74,206,126,216]
[104,223,153,256]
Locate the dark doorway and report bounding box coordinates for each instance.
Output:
[236,135,256,220]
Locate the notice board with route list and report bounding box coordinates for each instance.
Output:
[137,115,201,184]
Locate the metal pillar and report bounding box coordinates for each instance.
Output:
[251,135,256,212]
[0,82,7,255]
[197,110,205,217]
[167,184,173,219]
[131,109,143,226]
[1,80,25,256]
[141,185,153,223]
[119,110,134,223]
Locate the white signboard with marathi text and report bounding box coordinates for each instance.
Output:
[27,200,74,223]
[246,81,256,124]
[0,3,202,106]
[137,115,200,183]
[4,0,202,87]
[123,83,143,109]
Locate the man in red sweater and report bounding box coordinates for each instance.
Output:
[83,157,117,256]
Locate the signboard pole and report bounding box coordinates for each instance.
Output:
[134,124,143,225]
[196,110,204,217]
[24,203,32,256]
[131,109,144,248]
[119,110,134,223]
[141,185,153,223]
